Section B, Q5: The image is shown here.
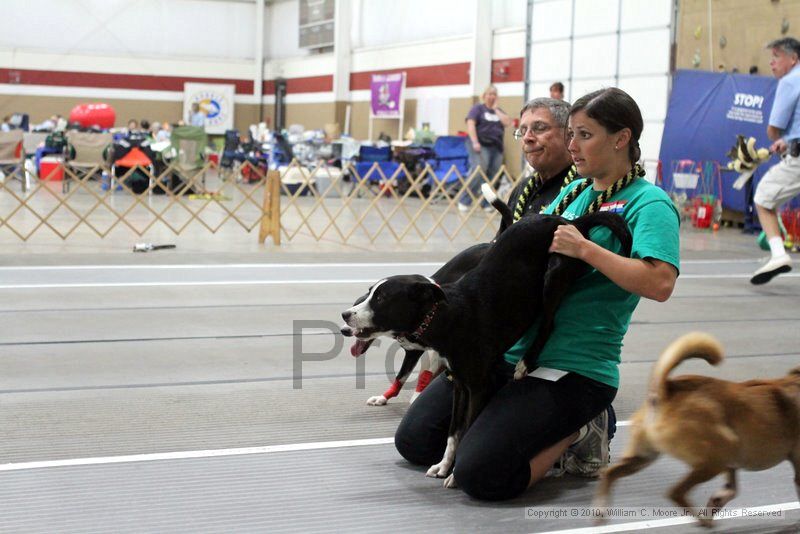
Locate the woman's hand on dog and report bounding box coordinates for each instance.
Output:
[549,224,589,259]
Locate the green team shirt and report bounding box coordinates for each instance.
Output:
[503,177,680,388]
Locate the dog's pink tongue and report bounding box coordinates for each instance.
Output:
[350,339,370,357]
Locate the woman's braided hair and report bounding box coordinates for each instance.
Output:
[553,163,645,215]
[513,165,578,221]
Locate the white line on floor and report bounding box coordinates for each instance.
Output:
[0,280,376,289]
[0,262,443,271]
[536,501,800,533]
[1,273,797,289]
[0,437,396,472]
[1,420,632,472]
[0,259,770,271]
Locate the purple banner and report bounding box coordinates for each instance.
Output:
[370,73,404,117]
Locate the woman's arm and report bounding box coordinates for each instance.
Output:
[466,119,481,151]
[494,107,513,128]
[549,224,677,302]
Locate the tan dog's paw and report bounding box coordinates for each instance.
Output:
[591,501,609,525]
[443,473,458,488]
[697,516,714,529]
[514,360,528,380]
[706,489,735,510]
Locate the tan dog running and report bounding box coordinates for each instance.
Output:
[593,332,800,528]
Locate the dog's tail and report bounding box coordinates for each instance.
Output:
[481,183,513,232]
[648,332,724,401]
[570,212,633,257]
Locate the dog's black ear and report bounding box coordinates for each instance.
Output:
[413,277,447,304]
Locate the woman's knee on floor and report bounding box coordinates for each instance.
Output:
[394,415,446,466]
[453,446,530,501]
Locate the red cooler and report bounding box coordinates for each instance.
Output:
[39,157,64,181]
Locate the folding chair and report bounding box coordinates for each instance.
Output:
[425,135,470,200]
[0,130,28,192]
[112,147,155,194]
[63,131,113,193]
[353,145,400,194]
[22,132,48,184]
[166,126,208,190]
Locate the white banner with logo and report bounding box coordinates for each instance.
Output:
[183,83,235,134]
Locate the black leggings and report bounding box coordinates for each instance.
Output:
[394,363,616,501]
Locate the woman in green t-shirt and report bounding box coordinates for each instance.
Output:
[395,88,680,501]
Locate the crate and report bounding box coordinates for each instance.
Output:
[672,172,699,189]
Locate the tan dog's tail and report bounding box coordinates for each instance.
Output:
[648,332,724,402]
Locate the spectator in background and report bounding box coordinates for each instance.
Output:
[750,65,760,75]
[140,119,150,132]
[460,84,512,211]
[550,82,565,101]
[156,122,172,142]
[0,116,11,132]
[189,103,205,128]
[750,37,800,284]
[126,119,139,133]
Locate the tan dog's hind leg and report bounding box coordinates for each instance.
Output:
[593,454,659,524]
[668,467,722,528]
[706,469,737,516]
[791,452,800,503]
[593,419,660,525]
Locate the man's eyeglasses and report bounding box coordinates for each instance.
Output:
[513,122,553,140]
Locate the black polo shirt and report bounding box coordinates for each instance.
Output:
[507,165,579,218]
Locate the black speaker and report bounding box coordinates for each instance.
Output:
[275,78,287,131]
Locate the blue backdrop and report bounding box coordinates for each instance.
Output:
[659,70,777,217]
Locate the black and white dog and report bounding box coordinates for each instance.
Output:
[341,210,631,486]
[348,242,490,405]
[347,185,514,406]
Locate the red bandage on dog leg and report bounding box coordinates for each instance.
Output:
[415,370,434,393]
[383,380,403,399]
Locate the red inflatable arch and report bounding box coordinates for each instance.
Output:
[69,103,116,129]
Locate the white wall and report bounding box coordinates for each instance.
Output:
[352,0,475,49]
[266,0,311,60]
[0,0,257,61]
[528,0,674,162]
[490,0,526,29]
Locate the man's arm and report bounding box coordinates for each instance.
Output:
[767,125,787,153]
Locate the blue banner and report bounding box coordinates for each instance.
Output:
[659,70,777,214]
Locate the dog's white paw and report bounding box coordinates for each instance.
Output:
[366,395,388,406]
[514,360,528,380]
[426,460,452,479]
[409,391,421,404]
[443,473,458,488]
[591,503,609,525]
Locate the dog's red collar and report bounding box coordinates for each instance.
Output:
[407,300,441,342]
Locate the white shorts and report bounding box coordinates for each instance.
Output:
[753,154,800,210]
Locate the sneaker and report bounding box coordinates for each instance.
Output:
[750,255,792,285]
[563,407,611,478]
[545,455,566,478]
[457,202,470,212]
